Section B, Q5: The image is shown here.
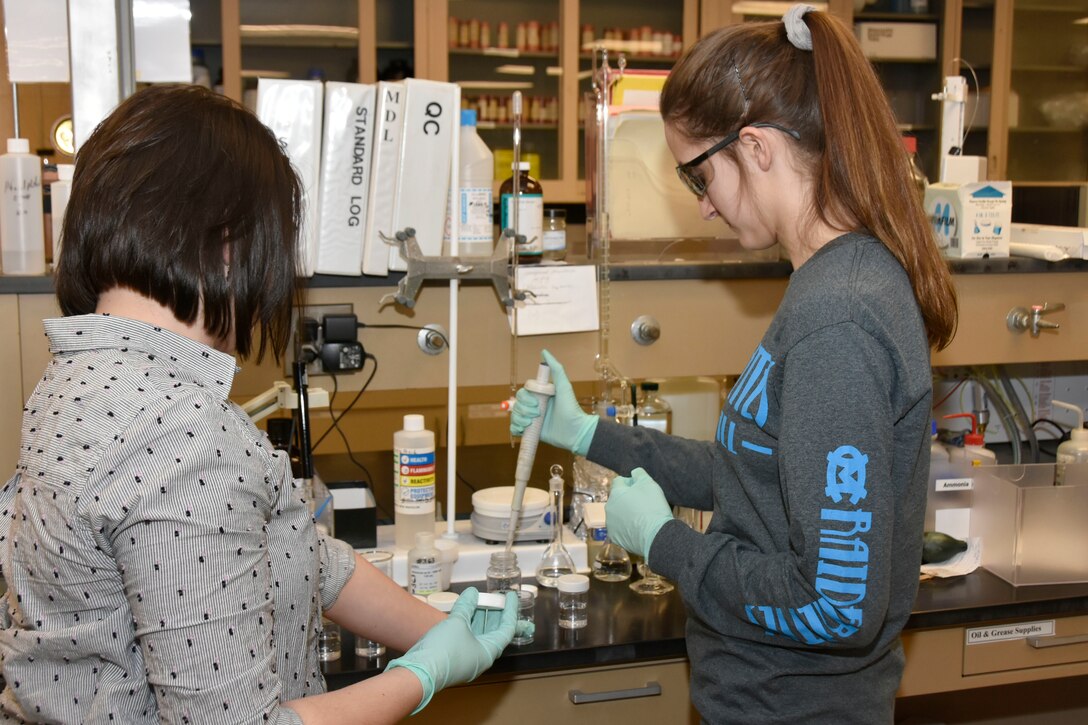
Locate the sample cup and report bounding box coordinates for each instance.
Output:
[512,587,536,646]
[358,549,394,658]
[317,617,341,661]
[557,574,589,630]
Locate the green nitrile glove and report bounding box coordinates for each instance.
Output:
[508,349,598,457]
[605,467,674,560]
[387,587,516,713]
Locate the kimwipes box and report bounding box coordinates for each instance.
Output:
[926,181,1012,259]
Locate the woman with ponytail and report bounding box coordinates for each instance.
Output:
[511,5,957,722]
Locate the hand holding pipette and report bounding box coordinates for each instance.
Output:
[505,361,555,549]
[509,350,598,456]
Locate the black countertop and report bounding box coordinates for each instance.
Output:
[322,567,1088,690]
[2,257,1086,296]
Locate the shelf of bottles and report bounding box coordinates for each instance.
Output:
[576,0,686,180]
[447,0,562,180]
[1005,1,1088,182]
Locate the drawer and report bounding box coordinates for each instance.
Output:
[963,614,1088,676]
[412,658,698,725]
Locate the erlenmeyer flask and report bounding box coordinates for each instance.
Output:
[537,464,576,587]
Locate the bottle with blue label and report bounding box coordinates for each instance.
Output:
[394,414,436,548]
[499,161,544,261]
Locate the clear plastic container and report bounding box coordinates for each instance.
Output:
[557,574,589,629]
[486,550,522,593]
[445,109,494,257]
[407,531,442,596]
[635,382,672,433]
[49,163,74,267]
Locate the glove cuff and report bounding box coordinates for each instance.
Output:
[386,660,435,715]
[571,414,599,457]
[642,515,672,565]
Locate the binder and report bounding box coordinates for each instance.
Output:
[316,82,376,276]
[256,79,324,277]
[361,82,406,277]
[388,78,458,271]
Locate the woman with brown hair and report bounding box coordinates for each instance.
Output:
[511,5,957,722]
[0,84,514,724]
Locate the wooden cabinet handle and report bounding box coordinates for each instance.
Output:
[1028,634,1088,649]
[568,681,662,704]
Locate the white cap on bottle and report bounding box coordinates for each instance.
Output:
[415,531,435,548]
[557,573,590,593]
[57,163,75,181]
[7,138,29,154]
[512,161,530,171]
[403,413,425,431]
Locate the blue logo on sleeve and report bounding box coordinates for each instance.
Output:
[744,445,873,644]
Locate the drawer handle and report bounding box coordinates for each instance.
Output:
[1028,634,1088,649]
[568,681,662,705]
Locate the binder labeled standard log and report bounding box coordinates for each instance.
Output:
[388,79,458,272]
[316,82,376,276]
[361,82,406,277]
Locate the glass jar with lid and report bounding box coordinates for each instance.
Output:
[542,208,567,261]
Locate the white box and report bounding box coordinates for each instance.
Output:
[855,22,937,61]
[925,181,1012,259]
[388,79,458,271]
[1011,222,1088,260]
[256,79,324,277]
[315,82,376,276]
[361,82,406,277]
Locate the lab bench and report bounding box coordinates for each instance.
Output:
[321,569,1088,724]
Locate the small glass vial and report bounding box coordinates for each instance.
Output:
[557,574,589,629]
[542,208,567,261]
[486,550,522,593]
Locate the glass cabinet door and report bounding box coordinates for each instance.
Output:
[577,0,689,180]
[1003,0,1088,182]
[446,0,562,181]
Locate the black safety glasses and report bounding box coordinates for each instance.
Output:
[674,122,801,199]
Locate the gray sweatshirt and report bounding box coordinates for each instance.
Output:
[590,233,933,724]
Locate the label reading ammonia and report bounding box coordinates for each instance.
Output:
[935,477,973,492]
[394,447,435,515]
[965,620,1055,645]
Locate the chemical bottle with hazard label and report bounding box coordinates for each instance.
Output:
[394,414,436,548]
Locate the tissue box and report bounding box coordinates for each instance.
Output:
[854,22,937,61]
[1011,222,1088,260]
[926,181,1012,258]
[970,463,1088,586]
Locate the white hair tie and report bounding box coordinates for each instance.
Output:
[783,4,816,51]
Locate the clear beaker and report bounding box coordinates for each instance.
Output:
[591,532,632,582]
[628,555,674,596]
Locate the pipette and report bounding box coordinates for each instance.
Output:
[505,362,556,551]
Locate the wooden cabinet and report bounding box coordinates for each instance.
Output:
[410,658,698,725]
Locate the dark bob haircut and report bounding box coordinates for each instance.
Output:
[55,84,302,361]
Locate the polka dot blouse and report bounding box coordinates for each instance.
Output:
[0,314,355,723]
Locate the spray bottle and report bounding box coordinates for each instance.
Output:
[1053,401,1088,486]
[944,412,996,466]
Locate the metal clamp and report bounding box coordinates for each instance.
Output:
[1007,303,1065,337]
[568,681,662,704]
[630,315,661,346]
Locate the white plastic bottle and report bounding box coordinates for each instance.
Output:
[944,412,997,466]
[0,138,46,275]
[445,108,494,257]
[50,163,74,267]
[1053,401,1088,486]
[407,531,442,596]
[394,414,436,548]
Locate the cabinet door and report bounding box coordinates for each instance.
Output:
[1000,0,1088,183]
[213,0,415,105]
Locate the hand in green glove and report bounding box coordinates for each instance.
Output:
[387,587,516,713]
[605,467,674,560]
[508,349,598,457]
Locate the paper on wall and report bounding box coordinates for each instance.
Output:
[507,265,599,336]
[133,0,191,82]
[2,0,69,83]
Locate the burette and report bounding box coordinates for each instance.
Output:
[590,47,629,411]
